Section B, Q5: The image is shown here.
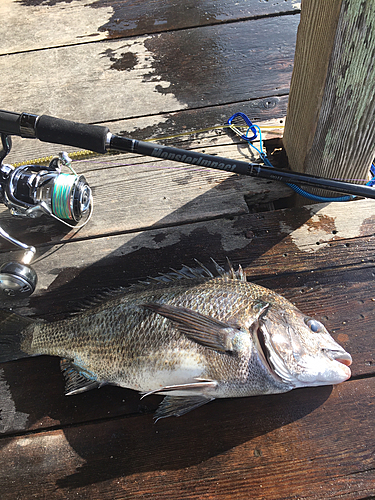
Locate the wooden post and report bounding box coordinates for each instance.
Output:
[283,0,375,198]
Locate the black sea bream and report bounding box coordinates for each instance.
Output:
[0,263,351,420]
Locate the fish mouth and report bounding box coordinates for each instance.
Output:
[329,350,352,381]
[331,351,352,367]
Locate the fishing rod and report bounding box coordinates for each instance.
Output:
[1,109,375,201]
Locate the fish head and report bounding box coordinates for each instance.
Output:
[255,301,352,388]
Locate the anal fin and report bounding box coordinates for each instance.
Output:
[154,395,214,421]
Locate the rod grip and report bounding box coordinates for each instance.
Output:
[36,115,109,153]
[0,110,22,136]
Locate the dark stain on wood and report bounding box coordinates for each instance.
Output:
[92,0,301,39]
[102,48,139,71]
[142,17,298,107]
[16,0,74,5]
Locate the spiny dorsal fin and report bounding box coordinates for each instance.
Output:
[74,260,246,308]
[71,287,126,314]
[211,258,247,282]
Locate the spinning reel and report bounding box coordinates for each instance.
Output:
[0,133,92,299]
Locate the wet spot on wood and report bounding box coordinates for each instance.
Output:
[173,174,193,185]
[16,0,75,5]
[153,233,167,244]
[142,18,298,107]
[108,51,138,71]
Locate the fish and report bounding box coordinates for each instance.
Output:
[0,261,352,421]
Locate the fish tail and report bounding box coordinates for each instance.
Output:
[0,309,36,363]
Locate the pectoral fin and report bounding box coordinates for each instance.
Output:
[143,303,242,353]
[60,359,101,396]
[154,395,215,421]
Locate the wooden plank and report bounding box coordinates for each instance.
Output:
[2,197,374,287]
[0,199,374,437]
[0,16,299,124]
[0,141,293,245]
[0,378,373,499]
[283,0,375,197]
[1,0,301,54]
[1,199,374,310]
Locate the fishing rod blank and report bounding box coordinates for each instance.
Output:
[1,109,374,200]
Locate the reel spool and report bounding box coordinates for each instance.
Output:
[0,135,93,299]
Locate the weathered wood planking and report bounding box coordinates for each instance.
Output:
[0,142,292,247]
[0,378,373,499]
[0,199,374,440]
[1,196,375,293]
[1,2,374,498]
[1,0,301,54]
[0,250,373,436]
[0,16,298,124]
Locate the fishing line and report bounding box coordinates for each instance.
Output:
[10,123,282,167]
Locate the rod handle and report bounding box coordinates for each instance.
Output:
[0,110,109,154]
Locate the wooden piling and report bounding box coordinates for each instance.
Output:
[283,0,375,197]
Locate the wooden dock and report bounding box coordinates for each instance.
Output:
[0,1,374,498]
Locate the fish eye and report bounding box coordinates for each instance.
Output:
[305,318,324,333]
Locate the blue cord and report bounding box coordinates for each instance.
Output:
[366,164,375,187]
[227,114,357,202]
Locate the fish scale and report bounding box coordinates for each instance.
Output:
[0,263,352,420]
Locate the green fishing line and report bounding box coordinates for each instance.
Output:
[51,173,77,220]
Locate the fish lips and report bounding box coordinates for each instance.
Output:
[255,322,352,388]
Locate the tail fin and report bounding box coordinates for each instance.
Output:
[0,310,36,363]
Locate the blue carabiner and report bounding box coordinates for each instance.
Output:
[227,112,258,142]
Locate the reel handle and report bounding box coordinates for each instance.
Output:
[0,261,37,299]
[0,226,37,299]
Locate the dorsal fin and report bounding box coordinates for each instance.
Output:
[71,287,126,314]
[74,260,247,312]
[211,258,247,282]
